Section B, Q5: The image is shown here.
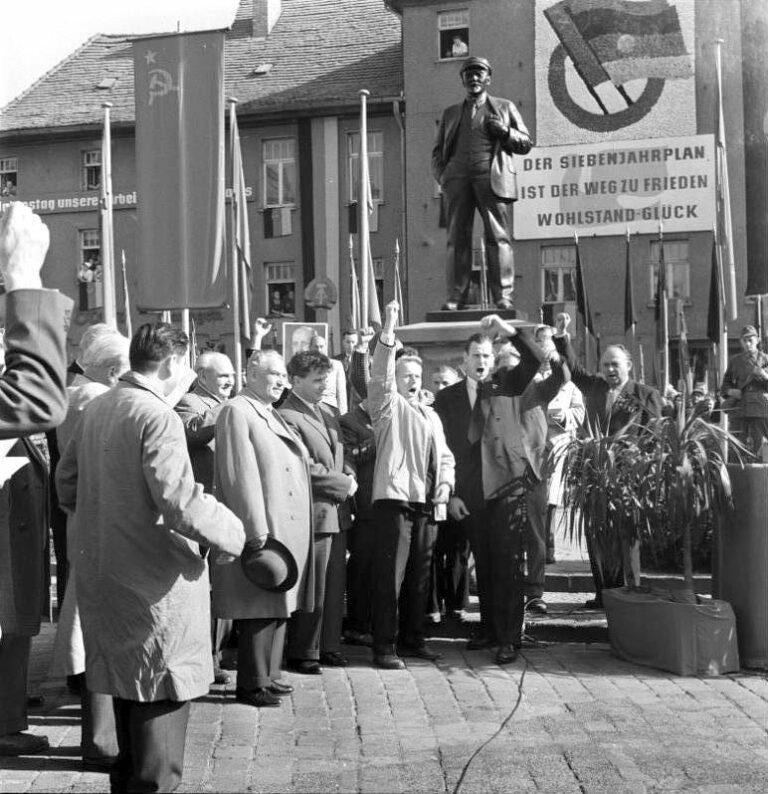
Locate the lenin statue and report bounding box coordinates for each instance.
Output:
[432,56,533,311]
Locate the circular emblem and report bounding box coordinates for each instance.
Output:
[304,277,338,310]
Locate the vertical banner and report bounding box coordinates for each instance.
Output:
[133,31,226,309]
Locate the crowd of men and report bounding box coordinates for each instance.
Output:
[1,202,768,793]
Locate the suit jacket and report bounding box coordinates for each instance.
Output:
[720,350,768,418]
[279,391,352,534]
[174,384,224,493]
[554,336,662,433]
[212,391,314,620]
[339,403,376,520]
[431,94,533,200]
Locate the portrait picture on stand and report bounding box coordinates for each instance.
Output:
[281,321,328,359]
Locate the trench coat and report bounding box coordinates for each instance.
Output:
[55,372,244,702]
[211,391,315,620]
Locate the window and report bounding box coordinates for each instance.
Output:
[438,9,469,60]
[78,229,103,311]
[649,240,690,302]
[541,245,577,325]
[266,261,296,317]
[81,150,101,191]
[347,132,384,204]
[0,157,17,196]
[263,139,296,208]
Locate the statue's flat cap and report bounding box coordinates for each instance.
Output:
[460,56,492,74]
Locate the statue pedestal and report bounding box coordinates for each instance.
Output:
[397,307,534,379]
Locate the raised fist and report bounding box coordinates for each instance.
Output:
[0,203,48,291]
[253,318,272,337]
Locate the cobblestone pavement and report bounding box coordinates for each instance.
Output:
[3,608,768,794]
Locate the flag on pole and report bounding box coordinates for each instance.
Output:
[624,228,636,335]
[675,298,692,392]
[714,41,738,321]
[573,234,594,337]
[707,236,725,347]
[348,235,361,331]
[393,239,404,309]
[231,107,251,340]
[120,249,132,338]
[99,103,117,327]
[365,234,382,328]
[133,31,226,310]
[654,229,669,356]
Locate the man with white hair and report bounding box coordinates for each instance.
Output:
[53,331,130,769]
[175,351,237,685]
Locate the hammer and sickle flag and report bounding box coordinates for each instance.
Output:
[133,31,226,310]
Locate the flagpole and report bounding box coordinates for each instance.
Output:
[100,102,117,328]
[574,231,589,370]
[349,235,361,332]
[658,221,670,393]
[625,226,637,364]
[359,89,370,329]
[228,97,243,391]
[120,249,133,338]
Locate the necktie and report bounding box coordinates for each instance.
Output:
[467,382,489,444]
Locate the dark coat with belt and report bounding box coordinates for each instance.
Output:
[554,336,662,433]
[339,403,376,520]
[0,289,69,637]
[431,94,533,200]
[279,392,352,534]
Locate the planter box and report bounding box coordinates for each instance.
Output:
[603,587,740,676]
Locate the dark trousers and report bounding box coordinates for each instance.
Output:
[586,534,641,598]
[287,532,332,661]
[371,502,436,654]
[237,618,286,690]
[523,481,548,600]
[428,518,470,614]
[320,530,346,654]
[442,173,514,304]
[110,698,190,793]
[345,517,376,634]
[0,634,30,735]
[68,673,118,761]
[465,496,525,646]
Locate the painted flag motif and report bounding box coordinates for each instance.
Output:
[133,32,226,310]
[544,0,693,88]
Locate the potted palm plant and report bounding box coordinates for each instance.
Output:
[551,398,743,675]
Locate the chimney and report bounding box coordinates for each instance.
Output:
[252,0,283,40]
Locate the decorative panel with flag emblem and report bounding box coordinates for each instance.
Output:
[133,31,226,310]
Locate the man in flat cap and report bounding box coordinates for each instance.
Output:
[720,325,768,456]
[432,56,533,312]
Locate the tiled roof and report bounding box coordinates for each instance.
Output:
[0,0,403,135]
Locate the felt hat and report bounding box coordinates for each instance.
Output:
[240,536,298,592]
[460,56,492,75]
[740,325,758,339]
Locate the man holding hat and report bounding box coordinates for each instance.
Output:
[212,350,314,708]
[720,325,768,455]
[432,56,533,311]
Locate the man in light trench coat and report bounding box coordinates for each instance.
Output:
[56,323,245,793]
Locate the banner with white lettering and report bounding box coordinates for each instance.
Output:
[515,134,715,239]
[535,0,697,145]
[133,31,226,310]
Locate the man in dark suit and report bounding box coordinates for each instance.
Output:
[435,318,567,664]
[175,351,236,683]
[432,56,533,311]
[334,328,361,411]
[0,203,69,758]
[553,312,663,606]
[280,351,357,673]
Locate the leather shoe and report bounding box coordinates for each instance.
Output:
[442,301,460,311]
[213,666,232,685]
[525,597,547,615]
[495,298,514,311]
[267,681,293,696]
[397,643,441,661]
[286,658,321,675]
[466,635,495,651]
[495,644,519,665]
[235,687,281,707]
[0,732,49,757]
[373,654,405,670]
[319,651,348,667]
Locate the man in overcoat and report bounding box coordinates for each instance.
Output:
[212,349,315,707]
[280,350,356,672]
[56,324,245,792]
[0,203,69,758]
[432,56,533,310]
